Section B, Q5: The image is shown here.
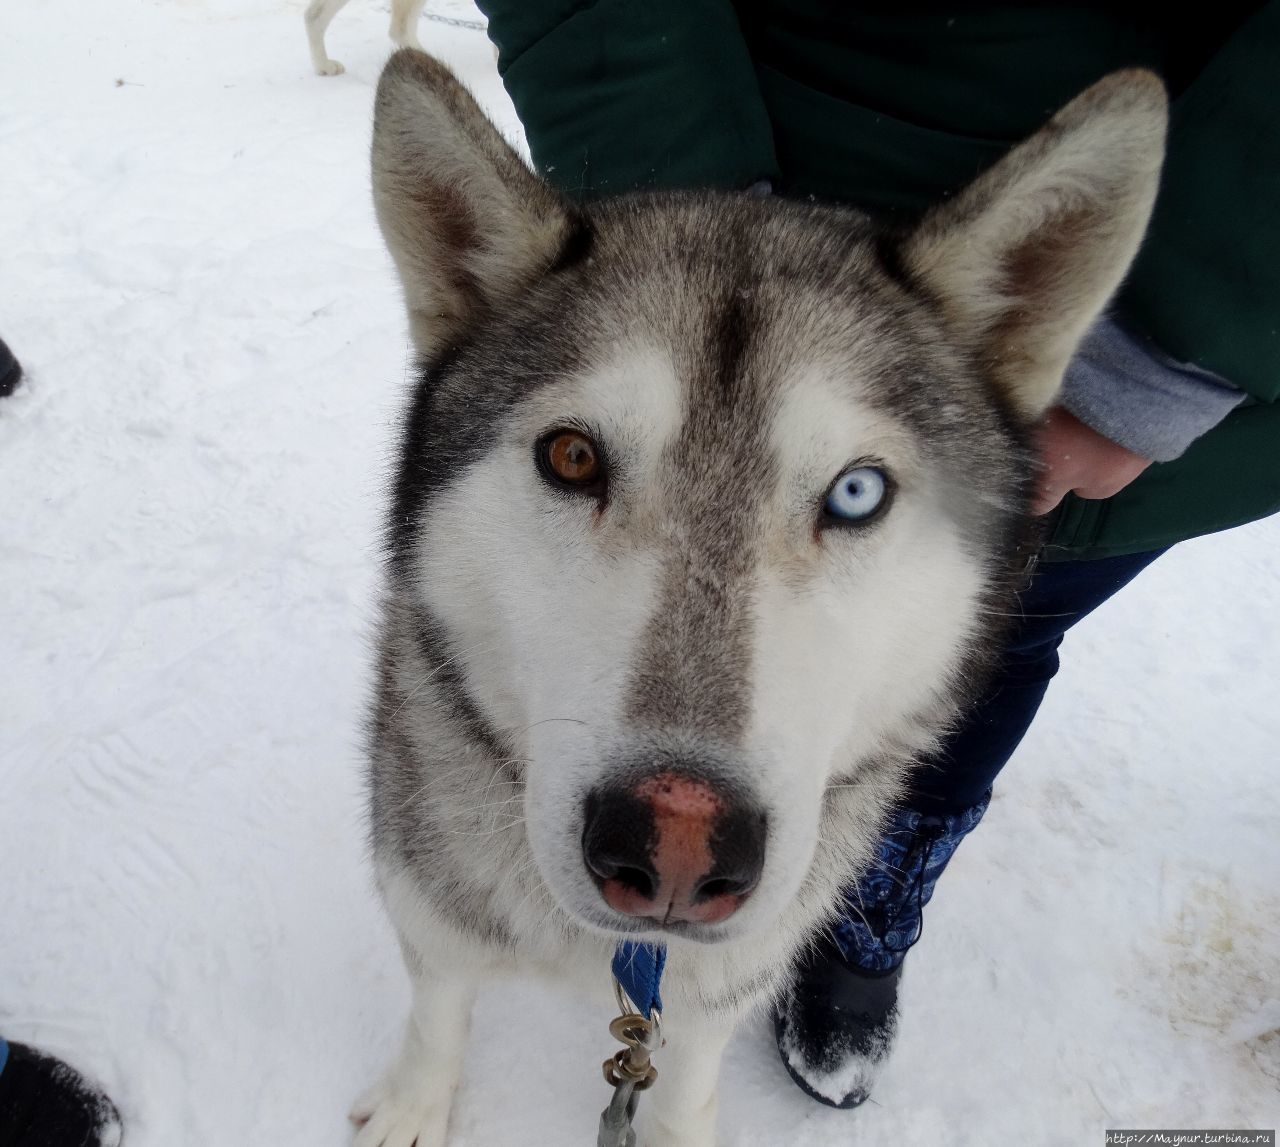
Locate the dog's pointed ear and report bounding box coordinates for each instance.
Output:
[902,70,1167,422]
[372,50,578,356]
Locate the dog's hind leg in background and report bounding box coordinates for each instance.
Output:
[306,0,428,76]
[387,0,428,53]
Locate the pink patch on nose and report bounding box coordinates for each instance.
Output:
[633,772,721,900]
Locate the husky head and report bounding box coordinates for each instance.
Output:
[370,52,1164,946]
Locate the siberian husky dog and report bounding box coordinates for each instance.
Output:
[304,0,427,75]
[354,49,1165,1147]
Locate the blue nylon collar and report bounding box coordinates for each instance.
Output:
[612,940,666,1017]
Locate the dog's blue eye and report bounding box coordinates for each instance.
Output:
[824,467,888,523]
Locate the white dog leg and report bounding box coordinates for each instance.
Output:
[304,0,350,75]
[388,0,428,52]
[636,1013,735,1147]
[351,973,477,1147]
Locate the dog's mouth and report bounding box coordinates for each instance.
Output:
[585,864,756,929]
[572,900,750,946]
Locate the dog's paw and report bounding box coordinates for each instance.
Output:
[349,1079,449,1147]
[314,58,345,76]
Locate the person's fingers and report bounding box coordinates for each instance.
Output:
[1032,474,1070,516]
[1073,459,1152,502]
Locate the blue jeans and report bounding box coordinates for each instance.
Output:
[909,547,1167,814]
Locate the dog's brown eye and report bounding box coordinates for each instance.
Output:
[538,429,603,491]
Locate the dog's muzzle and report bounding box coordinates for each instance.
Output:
[582,770,767,927]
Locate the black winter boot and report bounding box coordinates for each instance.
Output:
[0,1040,122,1147]
[775,938,903,1108]
[774,793,990,1108]
[0,337,22,397]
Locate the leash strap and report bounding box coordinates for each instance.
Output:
[611,941,666,1018]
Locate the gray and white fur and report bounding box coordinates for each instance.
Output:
[352,50,1166,1147]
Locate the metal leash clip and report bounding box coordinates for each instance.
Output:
[597,979,663,1147]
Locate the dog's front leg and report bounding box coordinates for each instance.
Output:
[351,970,476,1147]
[636,1012,736,1147]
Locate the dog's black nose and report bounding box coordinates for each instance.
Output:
[582,772,766,925]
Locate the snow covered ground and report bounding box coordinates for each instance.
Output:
[1,2,1277,1143]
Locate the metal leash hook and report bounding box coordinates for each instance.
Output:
[596,980,663,1147]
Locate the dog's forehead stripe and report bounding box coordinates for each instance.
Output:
[624,286,771,743]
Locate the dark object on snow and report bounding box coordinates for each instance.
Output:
[0,337,21,397]
[0,1041,122,1147]
[775,938,902,1109]
[775,795,989,1107]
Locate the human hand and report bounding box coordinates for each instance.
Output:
[1032,406,1153,516]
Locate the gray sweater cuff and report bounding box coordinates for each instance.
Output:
[1059,317,1245,462]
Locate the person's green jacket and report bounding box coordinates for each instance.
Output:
[477,1,1280,560]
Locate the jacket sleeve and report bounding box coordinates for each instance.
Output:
[1059,316,1245,461]
[1117,0,1280,404]
[477,0,779,201]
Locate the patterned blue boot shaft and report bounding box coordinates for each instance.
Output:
[831,793,991,972]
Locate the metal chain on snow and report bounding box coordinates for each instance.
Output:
[597,980,662,1147]
[422,8,487,32]
[598,1073,641,1147]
